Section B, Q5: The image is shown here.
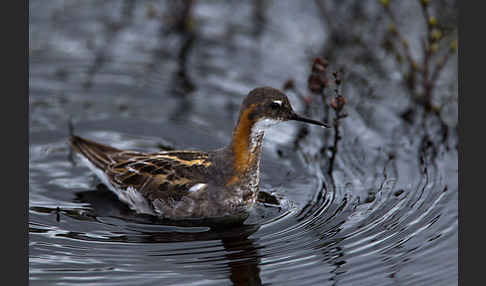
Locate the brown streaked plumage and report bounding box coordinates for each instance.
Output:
[70,87,328,220]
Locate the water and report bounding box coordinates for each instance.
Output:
[29,1,458,285]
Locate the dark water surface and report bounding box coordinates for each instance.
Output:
[29,1,458,285]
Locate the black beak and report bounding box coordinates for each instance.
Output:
[291,113,329,128]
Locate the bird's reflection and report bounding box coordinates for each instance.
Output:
[73,186,263,285]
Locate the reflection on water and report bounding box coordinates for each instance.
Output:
[30,0,457,285]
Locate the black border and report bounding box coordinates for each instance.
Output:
[459,1,482,286]
[6,0,28,284]
[7,0,29,284]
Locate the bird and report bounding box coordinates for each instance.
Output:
[70,87,328,220]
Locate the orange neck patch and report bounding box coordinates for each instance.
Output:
[227,104,264,185]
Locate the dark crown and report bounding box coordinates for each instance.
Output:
[240,87,295,122]
[237,87,329,127]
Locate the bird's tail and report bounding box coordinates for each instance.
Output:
[69,135,121,170]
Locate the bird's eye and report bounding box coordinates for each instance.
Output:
[270,101,282,109]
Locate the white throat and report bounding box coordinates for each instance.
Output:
[249,118,279,151]
[252,118,280,135]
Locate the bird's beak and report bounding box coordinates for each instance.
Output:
[290,113,329,128]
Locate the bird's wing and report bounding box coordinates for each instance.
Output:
[70,136,212,204]
[106,151,212,203]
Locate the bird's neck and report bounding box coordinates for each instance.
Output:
[226,107,265,186]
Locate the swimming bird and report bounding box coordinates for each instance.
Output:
[70,87,328,220]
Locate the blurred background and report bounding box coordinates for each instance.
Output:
[29,1,457,285]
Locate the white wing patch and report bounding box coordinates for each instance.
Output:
[273,100,282,106]
[188,183,207,193]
